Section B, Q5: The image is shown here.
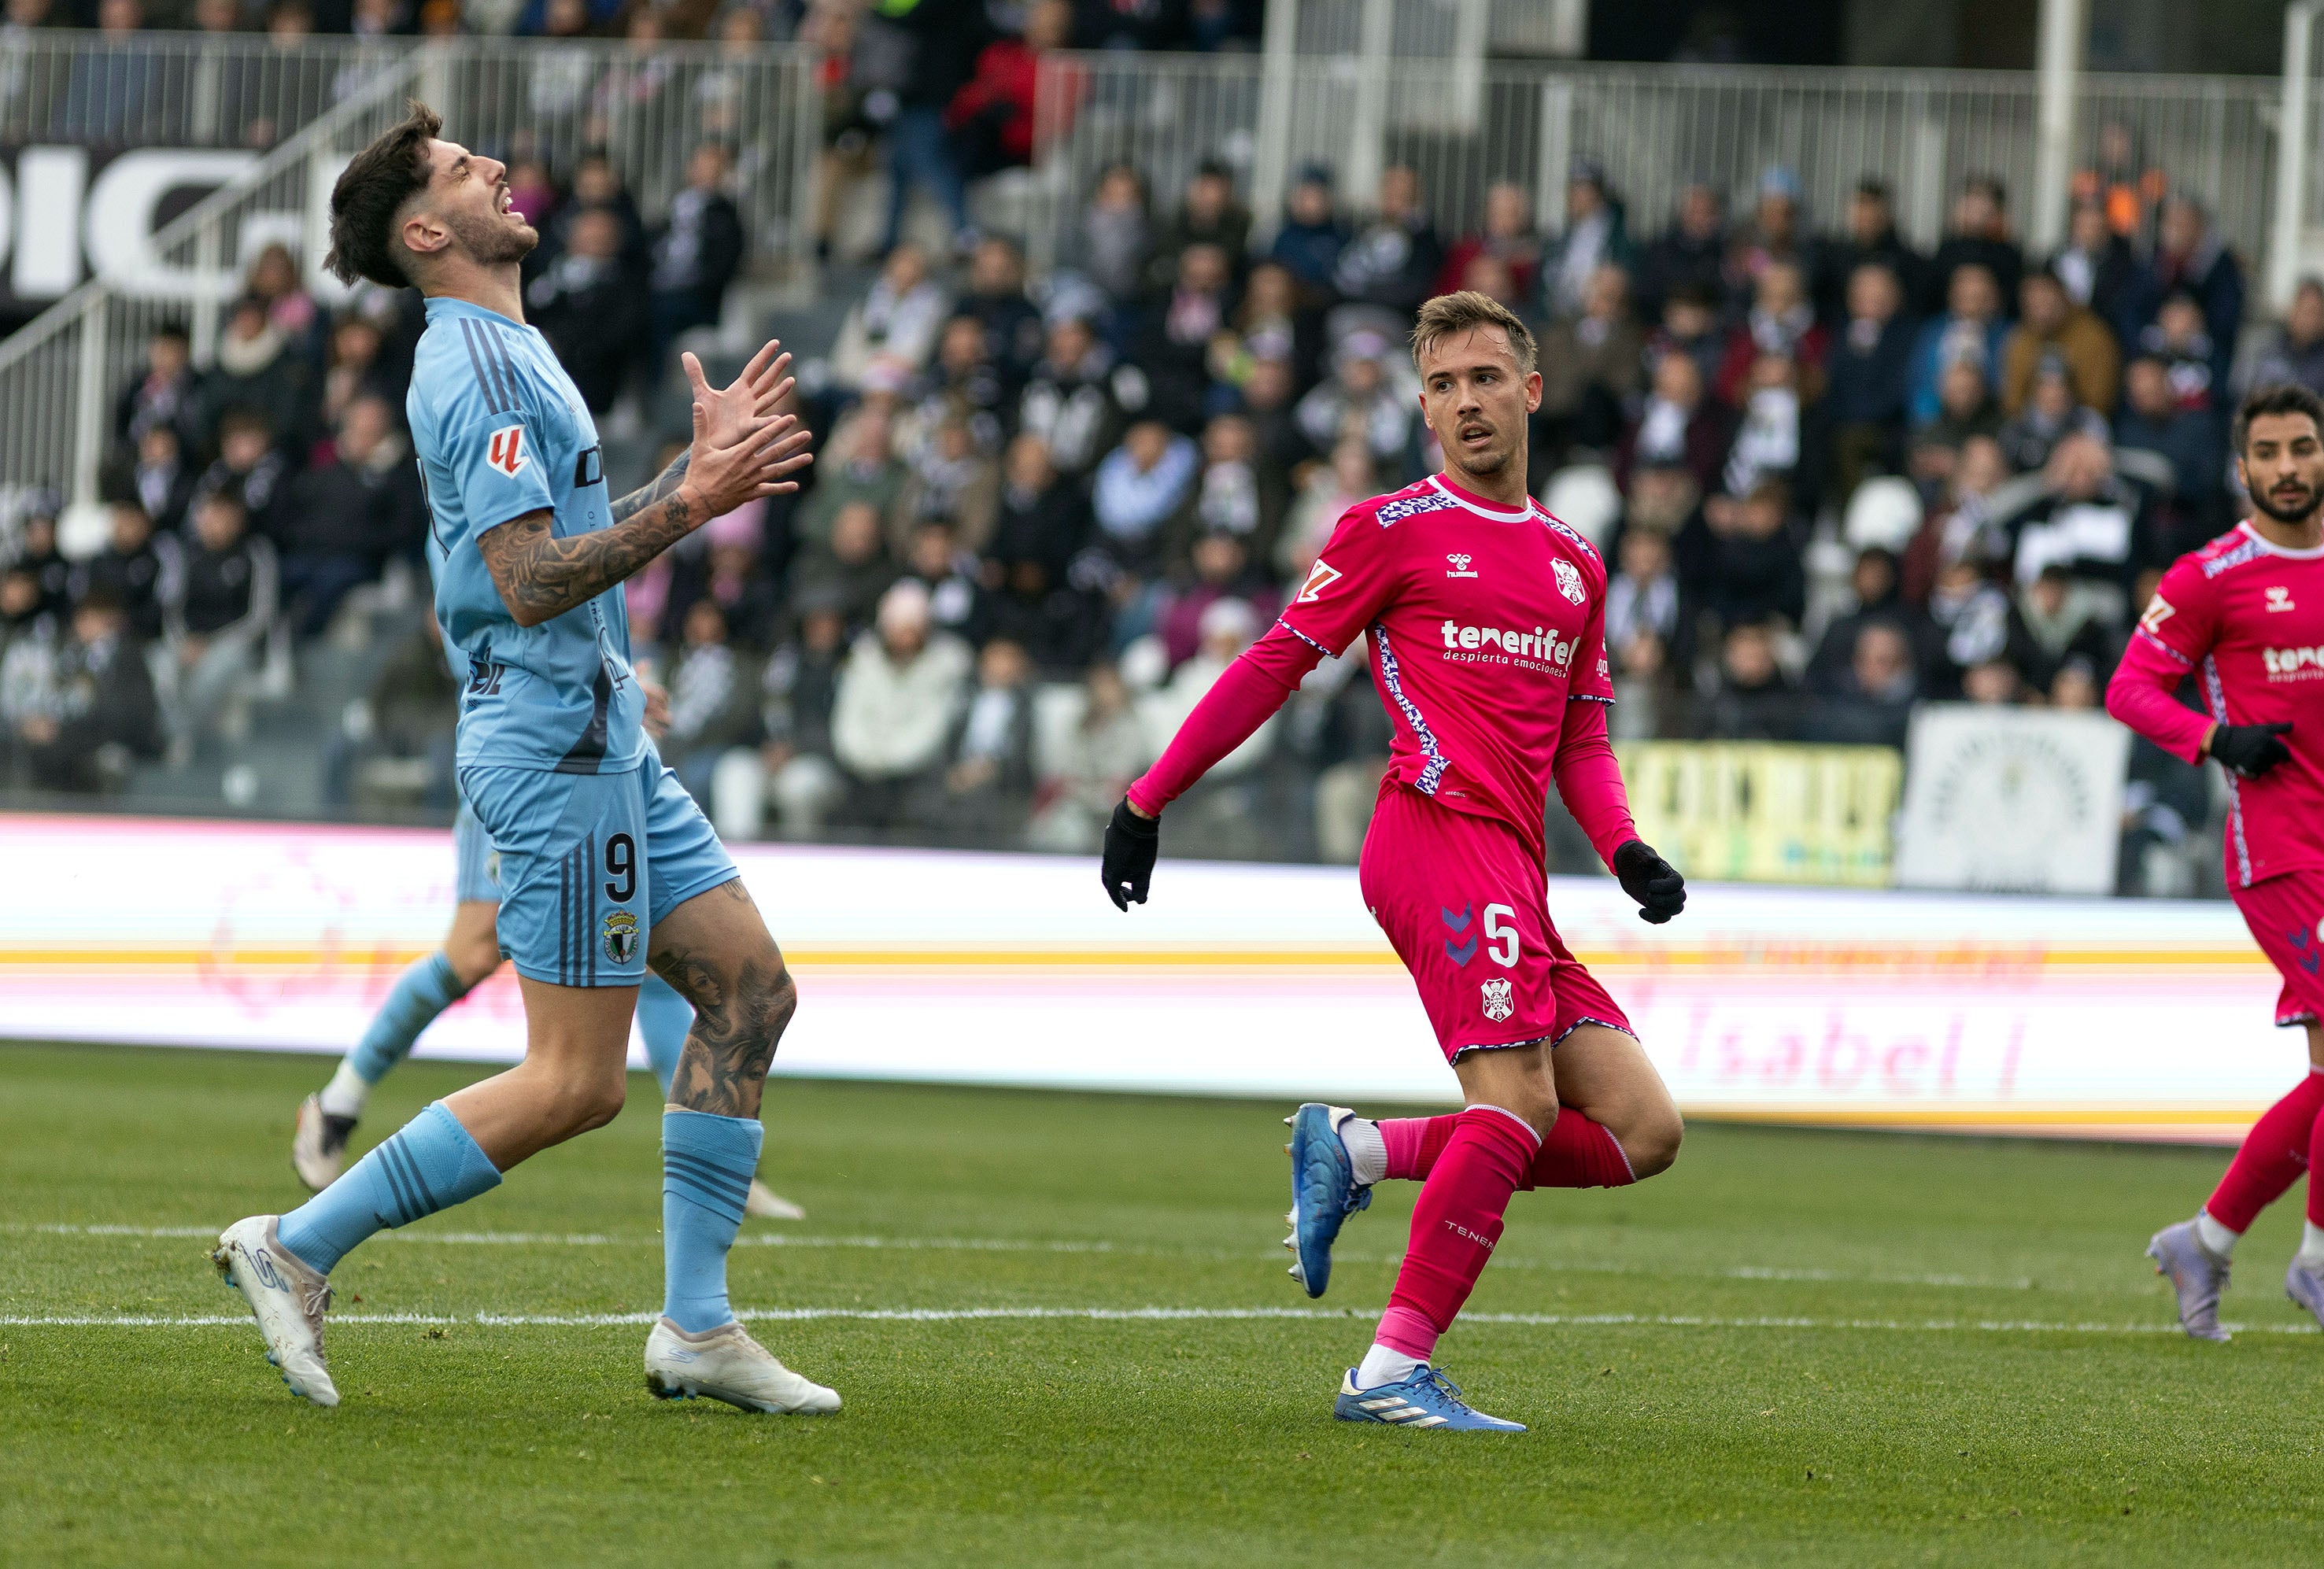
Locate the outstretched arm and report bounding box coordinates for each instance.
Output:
[1127,625,1324,816]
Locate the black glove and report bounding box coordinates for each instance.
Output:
[1101,797,1160,911]
[2208,722,2293,780]
[1613,839,1686,925]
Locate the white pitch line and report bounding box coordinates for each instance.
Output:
[13,1223,2049,1292]
[0,1305,2316,1335]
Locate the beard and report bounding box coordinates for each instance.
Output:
[2252,479,2322,526]
[445,205,538,268]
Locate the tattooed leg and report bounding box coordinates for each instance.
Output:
[648,877,796,1120]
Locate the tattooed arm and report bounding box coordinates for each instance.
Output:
[609,449,690,525]
[476,493,701,628]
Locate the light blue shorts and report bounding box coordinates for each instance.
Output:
[453,797,503,905]
[457,755,738,988]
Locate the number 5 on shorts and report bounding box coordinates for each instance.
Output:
[1483,903,1519,968]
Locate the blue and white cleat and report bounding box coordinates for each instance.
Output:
[1283,1104,1370,1298]
[1333,1366,1526,1431]
[212,1215,339,1406]
[2286,1258,2324,1329]
[2147,1217,2232,1342]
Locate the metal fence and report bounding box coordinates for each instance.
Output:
[1029,54,2282,288]
[0,35,820,504]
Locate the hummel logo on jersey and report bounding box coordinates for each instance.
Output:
[486,424,529,478]
[2268,586,2296,612]
[1446,552,1479,578]
[1297,557,1342,603]
[2263,645,2324,677]
[1553,558,1586,605]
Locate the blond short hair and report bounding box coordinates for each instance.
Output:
[1410,290,1537,376]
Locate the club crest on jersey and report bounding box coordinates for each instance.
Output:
[602,910,639,965]
[1446,552,1479,578]
[1297,557,1343,603]
[2268,586,2296,612]
[486,424,529,478]
[1553,558,1585,605]
[1480,976,1515,1023]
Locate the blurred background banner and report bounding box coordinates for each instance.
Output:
[0,810,2287,1144]
[1615,741,1901,885]
[1894,704,2131,894]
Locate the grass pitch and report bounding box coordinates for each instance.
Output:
[4,1040,2323,1567]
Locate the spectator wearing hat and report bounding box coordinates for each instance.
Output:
[1906,262,2008,426]
[1269,164,1347,293]
[1815,178,1928,325]
[1148,160,1252,292]
[1295,330,1416,476]
[1824,262,1919,504]
[2001,268,2120,419]
[1927,174,2024,317]
[1435,181,1544,314]
[1634,181,1725,325]
[1543,157,1629,322]
[2235,276,2324,401]
[1333,164,1444,320]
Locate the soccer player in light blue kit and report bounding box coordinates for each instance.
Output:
[289,796,804,1220]
[215,104,832,1412]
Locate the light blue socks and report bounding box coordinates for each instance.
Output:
[347,952,467,1084]
[661,1108,762,1332]
[277,1102,503,1275]
[636,972,694,1098]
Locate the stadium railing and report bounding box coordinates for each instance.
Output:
[1028,54,2279,285]
[0,34,822,508]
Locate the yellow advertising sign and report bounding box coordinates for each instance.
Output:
[1613,743,1903,887]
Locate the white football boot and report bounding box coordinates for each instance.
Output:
[291,1093,359,1192]
[212,1215,339,1407]
[644,1317,840,1414]
[744,1180,805,1220]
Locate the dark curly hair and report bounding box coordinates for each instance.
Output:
[2233,382,2324,457]
[323,102,442,289]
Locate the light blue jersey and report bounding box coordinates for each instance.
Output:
[409,297,645,776]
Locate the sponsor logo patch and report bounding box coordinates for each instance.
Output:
[2139,593,2175,635]
[1296,557,1342,604]
[602,909,639,965]
[486,423,529,478]
[2263,644,2324,678]
[1439,619,1576,669]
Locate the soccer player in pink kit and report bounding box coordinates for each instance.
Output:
[2108,383,2324,1340]
[1099,292,1688,1430]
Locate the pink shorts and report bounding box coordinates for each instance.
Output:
[1357,784,1634,1063]
[2232,870,2324,1027]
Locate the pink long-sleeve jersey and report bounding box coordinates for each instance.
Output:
[1131,472,1639,868]
[2107,519,2324,888]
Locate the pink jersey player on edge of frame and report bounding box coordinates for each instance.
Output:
[1097,290,1690,1431]
[2108,381,2324,1340]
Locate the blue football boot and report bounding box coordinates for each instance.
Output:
[1284,1102,1369,1298]
[1333,1366,1526,1432]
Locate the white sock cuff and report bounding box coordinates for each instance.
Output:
[317,1059,371,1118]
[2299,1221,2324,1269]
[1336,1113,1387,1187]
[1468,1102,1543,1146]
[2196,1209,2242,1257]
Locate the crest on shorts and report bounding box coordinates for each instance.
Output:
[602,910,639,965]
[1553,558,1586,605]
[1480,976,1514,1023]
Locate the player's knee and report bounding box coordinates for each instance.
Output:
[538,1066,626,1136]
[1620,1106,1683,1180]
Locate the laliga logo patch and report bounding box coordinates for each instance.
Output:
[1297,557,1343,604]
[486,424,529,478]
[602,910,639,965]
[1480,976,1515,1023]
[1553,558,1586,605]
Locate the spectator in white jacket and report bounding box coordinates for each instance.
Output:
[831,578,971,828]
[828,243,951,398]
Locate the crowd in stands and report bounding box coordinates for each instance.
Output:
[0,0,2285,890]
